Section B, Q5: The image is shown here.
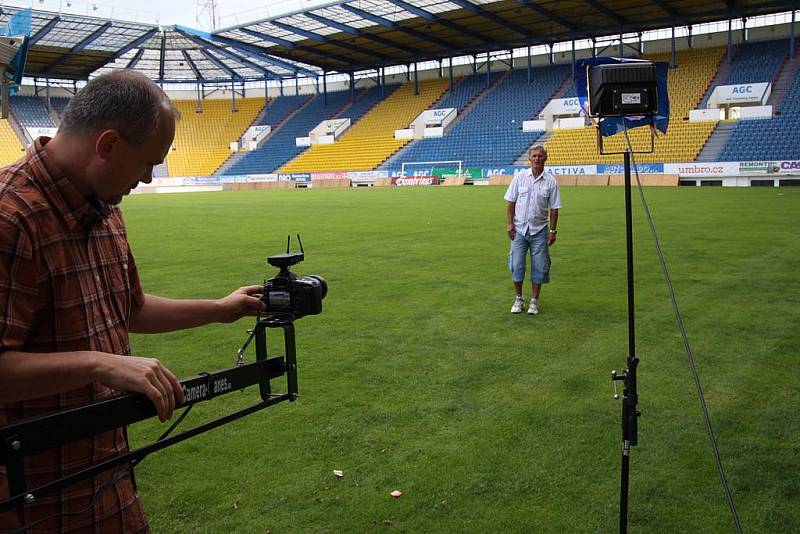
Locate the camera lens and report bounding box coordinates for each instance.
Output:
[308,275,327,300]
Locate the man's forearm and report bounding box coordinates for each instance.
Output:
[0,349,103,402]
[507,202,515,227]
[550,209,559,231]
[129,294,223,334]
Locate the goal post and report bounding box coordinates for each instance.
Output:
[400,160,463,177]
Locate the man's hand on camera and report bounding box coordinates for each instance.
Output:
[217,285,267,323]
[96,354,184,422]
[507,225,516,240]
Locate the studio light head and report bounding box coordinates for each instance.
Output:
[588,61,659,118]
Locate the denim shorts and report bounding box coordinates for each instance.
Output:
[509,227,551,284]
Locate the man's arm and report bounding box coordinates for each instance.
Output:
[129,285,266,334]
[0,349,183,422]
[507,201,516,239]
[548,208,559,245]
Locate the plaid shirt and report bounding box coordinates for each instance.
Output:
[0,138,148,533]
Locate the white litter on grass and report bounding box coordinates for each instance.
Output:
[390,490,403,498]
[333,470,344,478]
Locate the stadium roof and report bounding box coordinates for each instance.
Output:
[3,0,797,83]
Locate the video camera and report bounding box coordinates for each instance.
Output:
[262,235,327,319]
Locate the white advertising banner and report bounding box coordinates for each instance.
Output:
[395,129,413,140]
[523,120,546,132]
[776,161,800,174]
[664,162,740,176]
[26,126,57,140]
[689,109,724,121]
[544,165,598,175]
[554,117,585,129]
[348,170,389,182]
[707,83,771,107]
[295,137,311,147]
[729,105,772,120]
[424,126,444,138]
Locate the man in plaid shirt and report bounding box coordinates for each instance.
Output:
[0,71,265,532]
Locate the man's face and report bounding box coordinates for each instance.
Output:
[528,148,546,174]
[95,107,175,205]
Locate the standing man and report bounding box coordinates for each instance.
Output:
[504,145,561,315]
[0,70,265,532]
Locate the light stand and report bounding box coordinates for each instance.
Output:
[599,126,653,533]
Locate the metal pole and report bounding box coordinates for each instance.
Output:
[231,79,237,112]
[688,25,693,48]
[196,81,202,113]
[323,71,327,105]
[619,33,624,58]
[571,40,576,77]
[592,38,597,58]
[350,72,355,102]
[671,26,676,68]
[527,46,532,84]
[413,62,419,96]
[792,7,796,59]
[448,58,453,92]
[727,19,732,64]
[263,76,269,121]
[486,53,491,87]
[381,67,385,98]
[549,43,554,64]
[45,78,50,111]
[295,76,299,96]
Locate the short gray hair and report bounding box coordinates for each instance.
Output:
[529,144,548,158]
[59,70,179,145]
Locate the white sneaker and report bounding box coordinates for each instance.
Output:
[527,298,540,315]
[511,296,524,314]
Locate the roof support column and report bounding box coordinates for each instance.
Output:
[591,38,596,58]
[448,58,453,92]
[323,71,328,105]
[527,46,532,84]
[671,26,676,68]
[742,18,747,43]
[196,81,202,113]
[688,25,693,48]
[280,79,284,97]
[571,40,576,80]
[549,43,553,64]
[231,79,237,113]
[486,53,491,87]
[413,62,419,96]
[264,74,269,118]
[45,78,50,112]
[350,72,355,102]
[638,32,643,54]
[295,76,299,96]
[789,2,796,58]
[619,33,624,58]
[381,67,385,98]
[727,18,732,64]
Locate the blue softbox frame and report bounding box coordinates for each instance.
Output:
[574,57,670,138]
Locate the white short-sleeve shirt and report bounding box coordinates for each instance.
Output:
[504,168,561,236]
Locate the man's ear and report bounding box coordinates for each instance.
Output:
[95,130,121,161]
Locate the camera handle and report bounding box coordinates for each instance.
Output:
[0,315,299,513]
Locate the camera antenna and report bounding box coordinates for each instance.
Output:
[297,234,304,255]
[286,235,291,254]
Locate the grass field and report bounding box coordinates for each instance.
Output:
[122,185,799,533]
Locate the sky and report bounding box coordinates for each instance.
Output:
[12,0,332,30]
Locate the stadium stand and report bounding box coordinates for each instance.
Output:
[278,79,449,173]
[259,94,311,128]
[9,96,55,129]
[167,98,263,177]
[0,119,24,166]
[545,47,724,164]
[717,54,800,162]
[724,39,787,85]
[384,66,569,169]
[222,90,354,176]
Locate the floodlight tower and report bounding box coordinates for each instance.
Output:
[196,0,220,31]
